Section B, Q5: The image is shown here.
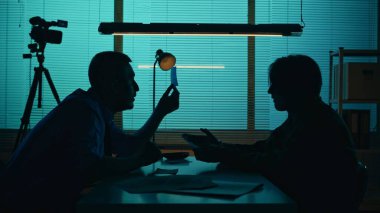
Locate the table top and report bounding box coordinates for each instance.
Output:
[77,156,296,213]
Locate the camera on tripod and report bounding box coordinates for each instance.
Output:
[23,16,68,57]
[16,17,68,151]
[29,16,67,45]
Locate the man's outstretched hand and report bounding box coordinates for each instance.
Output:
[182,128,221,149]
[156,84,180,116]
[182,128,223,163]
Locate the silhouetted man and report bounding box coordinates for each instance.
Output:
[1,51,180,210]
[183,55,357,212]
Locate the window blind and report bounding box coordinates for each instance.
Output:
[0,1,25,129]
[122,0,249,130]
[255,0,378,130]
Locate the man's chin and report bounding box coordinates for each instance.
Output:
[125,104,134,110]
[117,103,134,111]
[274,103,287,111]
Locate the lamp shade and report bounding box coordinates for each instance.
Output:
[155,49,176,71]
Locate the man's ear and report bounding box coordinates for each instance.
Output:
[110,79,120,95]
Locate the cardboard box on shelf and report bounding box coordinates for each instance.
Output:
[333,63,380,101]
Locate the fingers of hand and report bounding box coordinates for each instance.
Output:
[171,85,180,96]
[163,84,179,96]
[200,128,219,143]
[160,85,179,105]
[167,85,180,100]
[200,128,212,137]
[163,84,174,97]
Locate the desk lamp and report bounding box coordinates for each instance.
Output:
[152,49,176,144]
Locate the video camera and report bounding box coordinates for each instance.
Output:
[29,16,68,45]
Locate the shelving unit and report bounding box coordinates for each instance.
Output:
[329,47,380,151]
[328,47,380,115]
[328,46,380,211]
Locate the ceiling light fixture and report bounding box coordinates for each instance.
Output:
[99,23,303,37]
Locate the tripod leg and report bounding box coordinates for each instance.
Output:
[14,68,42,151]
[38,67,42,108]
[44,68,61,104]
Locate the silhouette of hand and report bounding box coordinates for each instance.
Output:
[182,129,224,162]
[140,141,163,166]
[156,84,180,116]
[192,147,223,163]
[182,128,222,149]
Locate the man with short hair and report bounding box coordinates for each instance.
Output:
[184,55,358,212]
[1,51,180,210]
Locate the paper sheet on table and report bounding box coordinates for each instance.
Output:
[150,168,179,175]
[120,175,216,193]
[120,175,263,198]
[172,181,263,198]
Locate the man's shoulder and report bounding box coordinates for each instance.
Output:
[300,103,355,146]
[65,89,91,102]
[60,88,112,122]
[305,102,344,127]
[62,89,100,110]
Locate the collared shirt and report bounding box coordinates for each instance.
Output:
[0,88,132,207]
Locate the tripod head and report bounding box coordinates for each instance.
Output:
[23,16,68,63]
